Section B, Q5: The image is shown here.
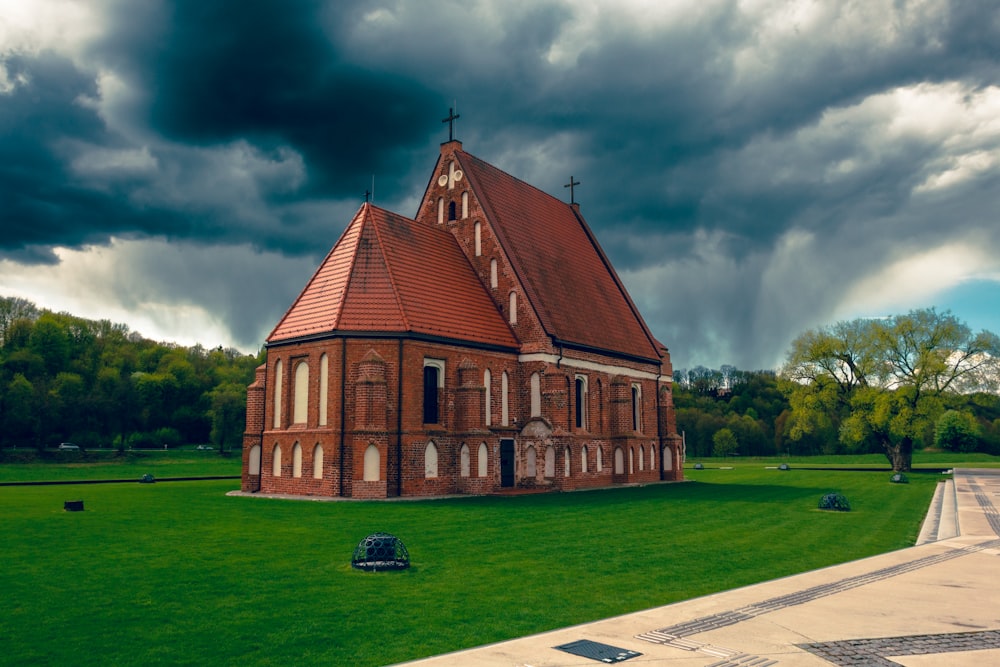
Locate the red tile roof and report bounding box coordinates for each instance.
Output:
[268,204,518,349]
[456,150,662,361]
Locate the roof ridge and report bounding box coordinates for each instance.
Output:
[361,204,411,331]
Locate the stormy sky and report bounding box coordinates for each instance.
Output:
[2,0,999,371]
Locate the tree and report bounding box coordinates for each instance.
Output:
[712,428,738,458]
[934,410,981,452]
[782,309,1000,470]
[207,382,246,452]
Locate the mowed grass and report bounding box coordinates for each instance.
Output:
[2,468,941,666]
[0,450,241,482]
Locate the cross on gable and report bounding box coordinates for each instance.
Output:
[442,107,460,142]
[564,175,580,204]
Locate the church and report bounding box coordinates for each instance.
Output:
[240,125,683,498]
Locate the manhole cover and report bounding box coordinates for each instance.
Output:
[554,639,641,663]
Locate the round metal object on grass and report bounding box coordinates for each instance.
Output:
[352,532,410,571]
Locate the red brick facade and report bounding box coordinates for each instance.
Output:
[241,141,683,498]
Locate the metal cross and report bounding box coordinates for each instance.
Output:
[442,107,460,141]
[564,176,580,204]
[364,189,371,203]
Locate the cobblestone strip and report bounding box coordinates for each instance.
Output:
[637,542,998,644]
[798,629,1000,665]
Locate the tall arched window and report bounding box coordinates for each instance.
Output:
[423,359,445,424]
[563,447,571,477]
[597,446,603,472]
[249,444,261,475]
[460,443,470,478]
[478,442,488,477]
[631,384,642,432]
[448,200,457,221]
[530,372,541,417]
[437,197,444,224]
[363,444,380,481]
[614,447,624,474]
[313,444,324,479]
[272,444,282,477]
[545,445,555,477]
[662,446,672,471]
[319,353,328,426]
[581,445,588,473]
[638,445,645,471]
[474,221,482,256]
[484,369,492,426]
[425,441,438,478]
[273,359,283,429]
[508,291,517,324]
[490,259,498,288]
[501,371,509,426]
[461,191,469,219]
[629,447,634,473]
[292,442,303,477]
[293,361,309,425]
[526,445,537,477]
[650,446,655,471]
[574,375,588,429]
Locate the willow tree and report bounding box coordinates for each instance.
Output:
[782,309,999,470]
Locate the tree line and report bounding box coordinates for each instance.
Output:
[674,309,1000,470]
[0,296,263,452]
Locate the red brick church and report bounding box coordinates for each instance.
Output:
[241,134,683,498]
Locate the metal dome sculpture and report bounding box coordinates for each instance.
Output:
[352,532,410,571]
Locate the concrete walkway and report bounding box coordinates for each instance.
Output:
[398,469,1000,666]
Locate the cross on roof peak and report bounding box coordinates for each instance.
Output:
[564,175,581,205]
[442,107,460,142]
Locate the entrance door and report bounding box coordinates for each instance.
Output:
[500,439,515,487]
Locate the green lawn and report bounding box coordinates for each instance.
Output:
[0,450,241,482]
[2,465,943,666]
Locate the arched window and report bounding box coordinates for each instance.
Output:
[477,442,488,477]
[501,371,509,426]
[461,191,469,219]
[437,197,444,224]
[662,446,672,471]
[564,447,571,477]
[614,447,624,474]
[629,447,634,474]
[249,444,261,475]
[530,372,541,417]
[508,291,517,324]
[650,446,655,471]
[363,444,380,481]
[526,445,537,477]
[292,442,303,477]
[490,259,498,289]
[424,441,438,478]
[293,362,309,425]
[319,354,328,426]
[638,445,645,471]
[484,369,492,426]
[581,445,588,473]
[631,384,642,432]
[574,375,588,429]
[474,221,482,256]
[597,446,603,472]
[273,359,283,429]
[313,444,324,479]
[423,359,445,424]
[448,200,457,221]
[272,444,282,477]
[545,445,555,477]
[460,443,470,478]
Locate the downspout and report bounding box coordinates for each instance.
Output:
[556,341,563,368]
[339,337,347,497]
[656,371,663,481]
[396,339,404,497]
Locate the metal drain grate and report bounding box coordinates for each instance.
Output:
[553,639,642,663]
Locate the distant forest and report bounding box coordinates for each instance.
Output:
[672,365,1000,458]
[2,294,997,458]
[0,296,262,451]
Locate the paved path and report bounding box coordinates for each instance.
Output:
[398,469,1000,666]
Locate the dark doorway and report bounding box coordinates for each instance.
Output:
[500,439,515,487]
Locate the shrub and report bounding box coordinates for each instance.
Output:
[818,493,851,511]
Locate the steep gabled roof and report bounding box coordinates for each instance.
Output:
[455,150,662,361]
[268,204,517,349]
